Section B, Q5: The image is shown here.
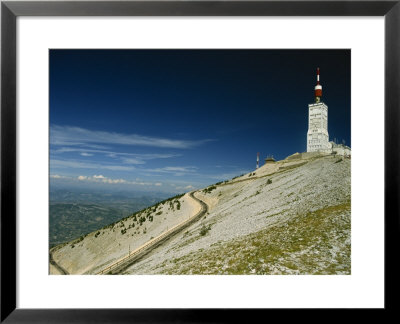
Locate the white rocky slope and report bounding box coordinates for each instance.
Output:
[51,153,351,275]
[122,154,351,275]
[50,193,200,274]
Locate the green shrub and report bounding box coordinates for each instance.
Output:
[267,179,272,184]
[232,173,245,180]
[203,186,217,194]
[200,224,212,236]
[96,193,185,232]
[73,236,85,243]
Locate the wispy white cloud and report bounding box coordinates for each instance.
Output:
[207,170,250,181]
[50,125,212,149]
[54,174,158,186]
[50,174,68,179]
[144,166,198,176]
[53,147,179,160]
[174,184,196,190]
[77,174,127,184]
[75,174,161,186]
[120,158,146,165]
[146,166,197,173]
[119,154,181,165]
[52,146,181,167]
[51,159,135,171]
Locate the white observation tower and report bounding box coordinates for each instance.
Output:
[307,68,331,153]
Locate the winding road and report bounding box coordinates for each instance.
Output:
[96,191,208,275]
[49,249,69,275]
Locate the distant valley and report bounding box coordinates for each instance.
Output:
[49,189,170,247]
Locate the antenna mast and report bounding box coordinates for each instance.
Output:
[256,152,260,169]
[315,67,322,103]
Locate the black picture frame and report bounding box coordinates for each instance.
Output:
[1,0,399,322]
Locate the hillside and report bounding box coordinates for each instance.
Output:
[50,153,351,275]
[49,190,167,247]
[50,193,200,274]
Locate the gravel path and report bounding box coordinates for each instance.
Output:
[49,250,69,275]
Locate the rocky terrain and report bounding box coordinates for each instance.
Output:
[50,152,351,275]
[50,192,199,274]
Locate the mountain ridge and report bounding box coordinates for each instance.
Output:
[50,152,351,275]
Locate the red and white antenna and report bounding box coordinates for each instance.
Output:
[256,152,260,169]
[314,67,322,100]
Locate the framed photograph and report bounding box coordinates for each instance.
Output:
[48,48,352,277]
[1,0,398,322]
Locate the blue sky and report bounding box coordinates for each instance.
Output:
[50,50,350,194]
